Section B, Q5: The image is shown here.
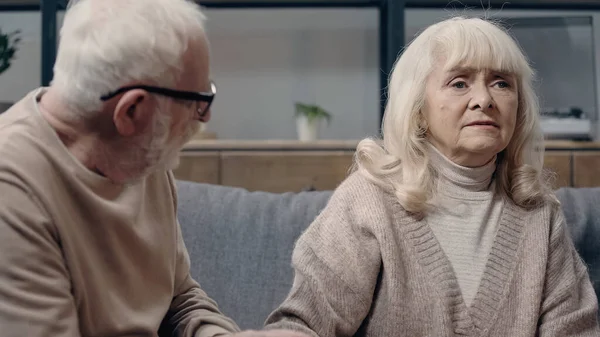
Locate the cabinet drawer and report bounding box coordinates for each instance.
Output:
[172,152,220,184]
[573,152,600,187]
[221,151,354,193]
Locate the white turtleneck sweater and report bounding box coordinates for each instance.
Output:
[426,145,504,306]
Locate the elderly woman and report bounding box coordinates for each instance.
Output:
[264,16,600,337]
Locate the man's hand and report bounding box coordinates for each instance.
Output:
[225,329,312,337]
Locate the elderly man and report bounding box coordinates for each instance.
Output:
[0,1,308,337]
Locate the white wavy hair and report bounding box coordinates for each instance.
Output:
[51,0,207,116]
[354,16,555,214]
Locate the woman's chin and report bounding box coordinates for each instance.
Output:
[461,137,507,155]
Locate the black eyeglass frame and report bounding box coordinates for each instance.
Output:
[100,81,216,117]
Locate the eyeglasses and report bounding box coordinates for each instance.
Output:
[100,81,216,118]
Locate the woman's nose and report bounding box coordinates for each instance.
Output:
[468,84,494,111]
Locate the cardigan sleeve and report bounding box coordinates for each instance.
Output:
[538,205,600,337]
[264,175,383,337]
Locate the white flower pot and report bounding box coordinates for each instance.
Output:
[296,115,320,142]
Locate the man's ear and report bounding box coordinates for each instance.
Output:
[113,89,152,137]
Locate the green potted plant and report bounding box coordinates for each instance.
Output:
[294,102,332,141]
[0,28,22,113]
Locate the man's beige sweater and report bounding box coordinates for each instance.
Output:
[0,89,240,337]
[265,164,600,336]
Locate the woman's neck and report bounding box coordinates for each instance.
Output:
[428,143,497,194]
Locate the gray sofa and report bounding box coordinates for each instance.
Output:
[175,180,600,330]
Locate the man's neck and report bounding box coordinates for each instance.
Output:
[38,89,101,171]
[38,88,155,184]
[37,89,140,184]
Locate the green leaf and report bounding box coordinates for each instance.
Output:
[0,28,22,76]
[293,101,332,125]
[0,62,9,74]
[0,36,8,49]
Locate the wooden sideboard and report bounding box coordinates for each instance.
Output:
[172,140,600,193]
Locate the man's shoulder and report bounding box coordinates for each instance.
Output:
[0,90,40,129]
[0,133,53,189]
[0,92,70,207]
[0,92,46,164]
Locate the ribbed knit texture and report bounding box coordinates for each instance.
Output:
[426,144,504,306]
[265,168,600,336]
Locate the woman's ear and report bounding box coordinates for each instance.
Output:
[113,90,151,137]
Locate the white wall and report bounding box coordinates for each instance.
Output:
[202,8,380,140]
[1,7,599,140]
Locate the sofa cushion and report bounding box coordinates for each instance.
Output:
[176,180,331,330]
[555,187,600,300]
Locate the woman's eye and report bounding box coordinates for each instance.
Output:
[452,81,467,89]
[495,81,510,88]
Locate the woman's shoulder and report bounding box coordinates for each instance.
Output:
[503,194,565,236]
[519,194,562,218]
[332,170,394,205]
[320,170,400,224]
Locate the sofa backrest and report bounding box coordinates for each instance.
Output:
[176,180,600,330]
[555,187,600,293]
[176,180,331,329]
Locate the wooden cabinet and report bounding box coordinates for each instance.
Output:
[173,140,600,192]
[573,151,600,187]
[172,152,220,185]
[543,151,572,188]
[221,151,354,192]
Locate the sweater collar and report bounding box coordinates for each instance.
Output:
[427,143,497,194]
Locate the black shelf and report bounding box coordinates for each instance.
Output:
[197,0,380,8]
[0,4,38,10]
[0,0,380,10]
[0,0,67,11]
[41,0,58,86]
[405,0,600,10]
